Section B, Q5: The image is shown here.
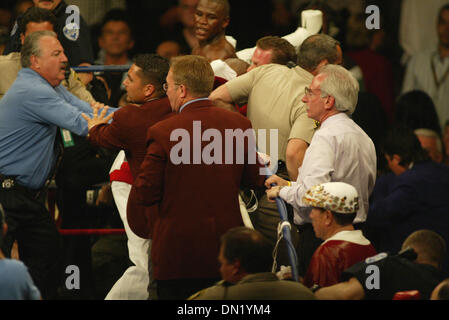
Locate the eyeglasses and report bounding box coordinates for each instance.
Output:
[304,87,320,97]
[304,87,328,98]
[163,83,180,92]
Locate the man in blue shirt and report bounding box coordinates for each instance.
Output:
[0,30,113,299]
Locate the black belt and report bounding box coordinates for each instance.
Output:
[0,174,42,199]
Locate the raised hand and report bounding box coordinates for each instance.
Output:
[82,103,114,131]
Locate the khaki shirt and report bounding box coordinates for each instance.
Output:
[0,52,95,104]
[226,64,316,163]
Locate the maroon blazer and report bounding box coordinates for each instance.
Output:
[87,97,173,179]
[88,97,172,239]
[128,99,266,280]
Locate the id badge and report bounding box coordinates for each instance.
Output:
[61,129,75,148]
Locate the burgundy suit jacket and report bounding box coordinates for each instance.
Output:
[128,99,266,280]
[87,97,173,179]
[88,97,173,239]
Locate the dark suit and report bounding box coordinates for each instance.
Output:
[367,161,449,275]
[127,99,265,298]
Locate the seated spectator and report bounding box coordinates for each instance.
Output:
[394,90,442,135]
[367,127,449,274]
[315,230,446,300]
[96,9,135,106]
[414,128,444,163]
[156,40,182,60]
[302,182,377,289]
[0,203,41,300]
[431,278,449,300]
[247,36,297,72]
[190,227,315,300]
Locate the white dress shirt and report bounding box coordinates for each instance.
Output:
[279,113,377,225]
[402,49,449,131]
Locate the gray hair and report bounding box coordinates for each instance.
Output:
[318,64,359,115]
[21,30,57,68]
[297,34,341,72]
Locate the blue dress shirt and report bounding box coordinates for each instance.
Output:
[0,68,112,189]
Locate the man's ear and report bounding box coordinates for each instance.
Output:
[179,84,187,99]
[20,33,25,45]
[222,17,230,29]
[312,59,328,75]
[128,39,135,51]
[231,259,241,275]
[324,95,335,110]
[324,209,333,226]
[143,83,155,99]
[30,54,39,69]
[392,154,402,165]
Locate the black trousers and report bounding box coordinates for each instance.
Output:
[296,223,323,278]
[0,187,62,299]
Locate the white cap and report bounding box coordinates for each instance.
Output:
[302,182,359,214]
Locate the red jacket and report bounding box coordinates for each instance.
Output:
[88,97,173,239]
[128,99,265,280]
[87,97,173,179]
[304,233,377,288]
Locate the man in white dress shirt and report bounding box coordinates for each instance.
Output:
[402,4,449,131]
[266,64,377,276]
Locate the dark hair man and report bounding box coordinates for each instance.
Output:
[191,0,237,62]
[128,55,265,300]
[247,36,297,72]
[97,9,135,106]
[83,54,172,300]
[191,227,315,300]
[367,127,449,275]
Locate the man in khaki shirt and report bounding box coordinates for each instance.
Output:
[0,7,94,103]
[210,34,343,264]
[210,34,342,181]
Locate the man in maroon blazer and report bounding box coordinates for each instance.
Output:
[128,55,266,300]
[81,54,173,299]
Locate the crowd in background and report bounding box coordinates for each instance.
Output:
[0,0,449,301]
